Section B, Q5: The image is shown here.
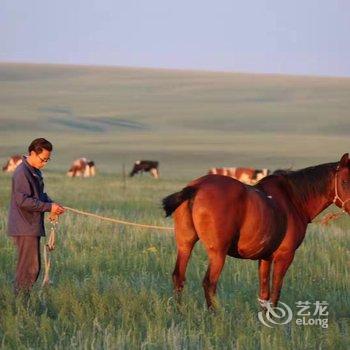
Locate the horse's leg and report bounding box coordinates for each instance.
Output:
[202,249,227,309]
[270,252,295,306]
[172,239,197,299]
[258,259,272,309]
[172,203,198,301]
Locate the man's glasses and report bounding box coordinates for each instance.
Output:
[37,155,50,163]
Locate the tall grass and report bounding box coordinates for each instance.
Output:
[0,173,349,349]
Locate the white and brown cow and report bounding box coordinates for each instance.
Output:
[2,155,23,172]
[67,158,96,177]
[130,160,159,178]
[208,167,270,185]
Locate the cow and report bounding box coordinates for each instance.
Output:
[67,158,96,177]
[2,155,23,172]
[130,160,159,178]
[208,167,236,177]
[208,167,270,185]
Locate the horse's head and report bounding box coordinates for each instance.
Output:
[333,153,350,214]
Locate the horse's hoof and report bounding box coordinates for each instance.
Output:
[174,291,182,304]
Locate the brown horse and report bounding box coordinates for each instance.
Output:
[162,154,350,309]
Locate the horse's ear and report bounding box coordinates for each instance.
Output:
[339,153,349,168]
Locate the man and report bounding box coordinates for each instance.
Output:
[8,138,65,294]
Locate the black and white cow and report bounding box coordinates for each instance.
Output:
[130,160,159,178]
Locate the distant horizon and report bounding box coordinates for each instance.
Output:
[1,60,349,80]
[2,1,349,79]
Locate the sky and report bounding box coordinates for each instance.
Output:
[0,0,349,77]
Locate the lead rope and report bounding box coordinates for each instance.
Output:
[42,214,58,287]
[63,206,174,231]
[333,167,350,211]
[313,211,345,225]
[40,208,173,287]
[311,168,347,226]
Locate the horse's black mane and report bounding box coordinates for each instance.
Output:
[280,162,338,203]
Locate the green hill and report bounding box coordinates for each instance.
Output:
[1,62,349,178]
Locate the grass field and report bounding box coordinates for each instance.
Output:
[0,173,349,349]
[0,63,349,349]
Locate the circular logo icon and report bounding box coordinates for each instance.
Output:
[258,300,293,328]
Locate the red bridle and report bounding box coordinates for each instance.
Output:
[333,168,350,212]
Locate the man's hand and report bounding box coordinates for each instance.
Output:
[51,203,65,215]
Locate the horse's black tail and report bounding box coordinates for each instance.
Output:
[162,186,197,217]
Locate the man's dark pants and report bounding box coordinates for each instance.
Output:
[12,236,41,294]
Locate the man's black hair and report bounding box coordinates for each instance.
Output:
[28,138,53,154]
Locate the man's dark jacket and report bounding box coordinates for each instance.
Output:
[8,157,52,236]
